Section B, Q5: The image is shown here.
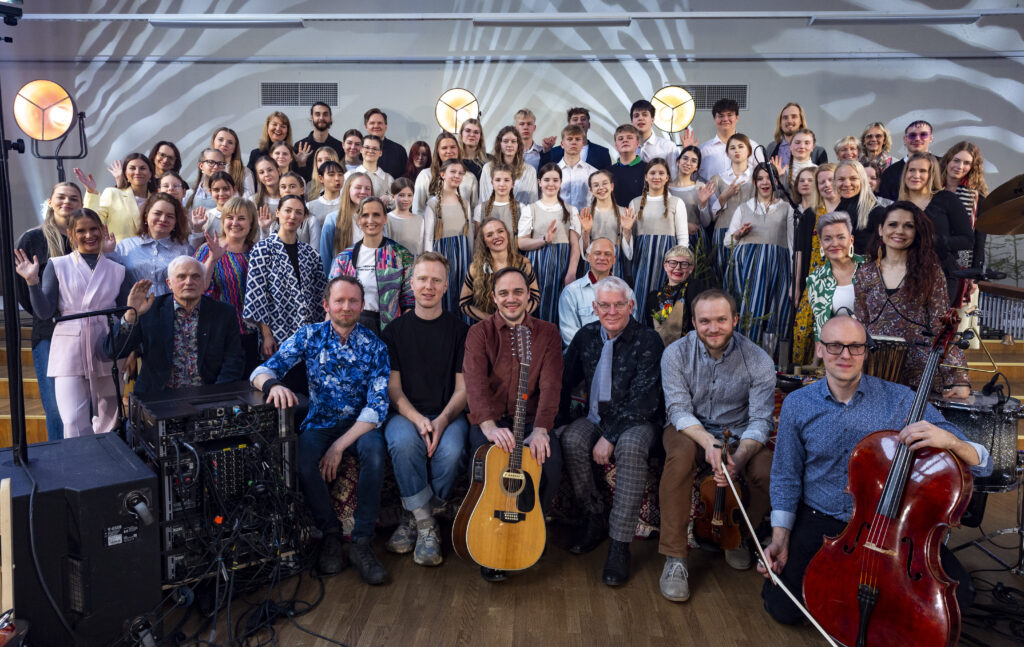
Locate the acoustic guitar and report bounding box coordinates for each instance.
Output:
[453,324,546,571]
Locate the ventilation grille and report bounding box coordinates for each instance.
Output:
[682,84,748,111]
[260,82,338,107]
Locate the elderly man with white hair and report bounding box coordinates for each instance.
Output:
[557,236,621,347]
[558,275,664,587]
[108,255,244,396]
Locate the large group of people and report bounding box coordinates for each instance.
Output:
[12,96,997,626]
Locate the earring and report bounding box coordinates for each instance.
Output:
[820,247,826,260]
[848,246,855,258]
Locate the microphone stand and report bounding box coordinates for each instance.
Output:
[754,146,802,372]
[55,306,133,441]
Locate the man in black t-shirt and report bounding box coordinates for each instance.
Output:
[294,102,345,182]
[380,252,469,567]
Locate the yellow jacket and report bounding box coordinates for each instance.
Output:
[84,187,142,242]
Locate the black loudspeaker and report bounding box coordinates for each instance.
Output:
[0,434,161,647]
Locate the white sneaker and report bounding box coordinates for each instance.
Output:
[659,557,690,602]
[385,514,416,554]
[413,518,443,566]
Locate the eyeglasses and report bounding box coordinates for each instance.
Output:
[905,132,931,140]
[202,160,227,168]
[821,342,868,356]
[664,260,693,270]
[594,301,631,312]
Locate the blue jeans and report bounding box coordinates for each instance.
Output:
[297,422,386,540]
[384,412,468,511]
[33,339,62,442]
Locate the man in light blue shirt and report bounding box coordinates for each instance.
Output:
[557,237,618,347]
[760,315,990,626]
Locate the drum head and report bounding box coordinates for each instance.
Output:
[932,391,1022,413]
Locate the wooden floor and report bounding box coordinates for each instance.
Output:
[194,489,1024,647]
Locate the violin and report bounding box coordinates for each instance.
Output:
[802,279,974,647]
[694,429,745,551]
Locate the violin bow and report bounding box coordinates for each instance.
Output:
[721,468,839,647]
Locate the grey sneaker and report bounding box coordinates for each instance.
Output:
[386,514,416,554]
[659,557,690,602]
[413,518,443,566]
[725,544,753,571]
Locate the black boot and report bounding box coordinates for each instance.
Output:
[569,513,607,555]
[317,531,347,575]
[602,539,630,586]
[349,537,388,585]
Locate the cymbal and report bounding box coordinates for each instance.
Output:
[976,195,1024,235]
[980,173,1024,215]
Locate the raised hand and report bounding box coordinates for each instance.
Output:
[13,249,40,284]
[770,155,788,179]
[107,159,123,182]
[190,206,208,232]
[257,205,275,232]
[721,176,747,202]
[619,206,636,232]
[204,230,226,261]
[543,220,558,245]
[125,279,155,321]
[73,167,98,194]
[578,207,594,234]
[541,135,557,152]
[101,230,117,254]
[698,181,716,208]
[679,128,699,149]
[294,141,312,164]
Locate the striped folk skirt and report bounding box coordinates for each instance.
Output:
[711,227,731,286]
[526,242,571,324]
[631,234,676,321]
[724,242,792,355]
[434,234,471,315]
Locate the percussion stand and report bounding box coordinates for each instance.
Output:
[951,453,1024,577]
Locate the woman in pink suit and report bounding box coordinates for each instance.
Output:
[16,208,136,437]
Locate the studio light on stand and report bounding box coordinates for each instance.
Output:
[435,88,479,134]
[651,85,696,135]
[13,79,88,183]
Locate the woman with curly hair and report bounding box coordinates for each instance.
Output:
[459,217,539,321]
[854,201,969,396]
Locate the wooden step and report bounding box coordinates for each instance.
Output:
[0,346,34,365]
[0,397,51,446]
[0,326,33,342]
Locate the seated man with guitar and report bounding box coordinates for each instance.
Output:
[560,276,664,586]
[659,289,776,602]
[761,315,991,634]
[459,266,564,583]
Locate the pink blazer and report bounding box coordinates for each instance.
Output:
[47,252,125,378]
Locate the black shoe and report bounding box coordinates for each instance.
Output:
[317,531,347,575]
[349,537,388,585]
[480,566,506,582]
[602,539,630,586]
[569,513,607,555]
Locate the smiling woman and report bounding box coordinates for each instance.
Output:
[109,192,193,297]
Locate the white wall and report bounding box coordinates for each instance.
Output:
[3,1,1022,237]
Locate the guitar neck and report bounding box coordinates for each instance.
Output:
[510,361,529,469]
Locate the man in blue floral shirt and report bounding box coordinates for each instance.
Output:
[251,275,391,584]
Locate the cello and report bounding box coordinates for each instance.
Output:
[802,280,974,647]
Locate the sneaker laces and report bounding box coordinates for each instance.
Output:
[418,524,440,549]
[665,560,688,579]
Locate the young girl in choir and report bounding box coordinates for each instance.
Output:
[253,156,281,213]
[307,146,341,200]
[413,132,478,215]
[784,129,817,190]
[479,126,538,205]
[244,194,327,387]
[459,118,488,179]
[708,134,755,280]
[724,163,794,353]
[579,170,630,280]
[387,177,425,255]
[424,159,473,315]
[473,164,522,245]
[182,148,228,213]
[623,158,689,318]
[158,171,187,204]
[790,165,822,365]
[516,163,582,323]
[75,152,158,242]
[320,172,373,276]
[307,159,344,230]
[403,140,431,181]
[211,127,255,197]
[816,163,840,214]
[195,196,261,372]
[270,142,298,177]
[668,145,715,274]
[16,208,136,437]
[188,171,237,245]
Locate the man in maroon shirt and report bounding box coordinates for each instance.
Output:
[463,266,564,582]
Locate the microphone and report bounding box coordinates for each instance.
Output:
[55,305,132,322]
[981,372,1003,397]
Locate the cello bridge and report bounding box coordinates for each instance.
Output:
[863,541,898,557]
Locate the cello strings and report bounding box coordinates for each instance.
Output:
[722,468,839,647]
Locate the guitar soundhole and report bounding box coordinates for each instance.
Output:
[502,471,526,496]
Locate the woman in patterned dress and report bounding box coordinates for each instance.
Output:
[724,163,794,354]
[854,201,969,396]
[789,165,822,365]
[517,162,581,324]
[804,211,865,346]
[623,158,689,318]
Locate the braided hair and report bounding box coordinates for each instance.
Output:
[484,163,520,241]
[587,169,621,237]
[428,132,462,195]
[636,158,672,221]
[537,162,570,226]
[432,159,470,241]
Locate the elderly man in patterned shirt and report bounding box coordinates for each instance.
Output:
[252,275,391,584]
[559,276,664,587]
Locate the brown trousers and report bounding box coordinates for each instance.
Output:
[658,425,773,557]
